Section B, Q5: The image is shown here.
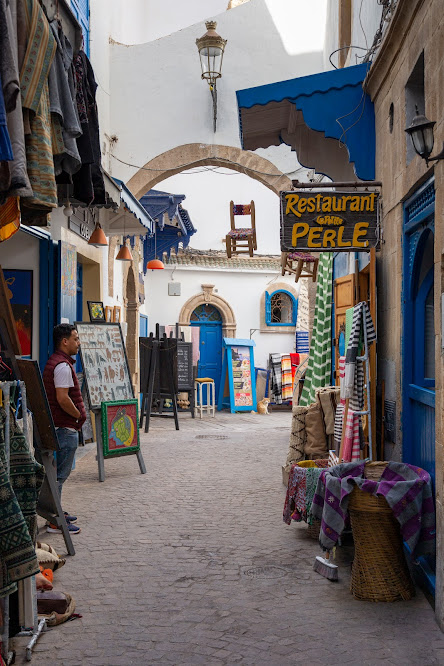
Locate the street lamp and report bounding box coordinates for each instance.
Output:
[405,106,444,165]
[196,21,227,132]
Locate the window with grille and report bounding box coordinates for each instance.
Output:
[265,290,298,326]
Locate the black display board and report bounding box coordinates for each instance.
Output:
[177,342,193,390]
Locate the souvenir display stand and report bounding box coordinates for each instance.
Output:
[75,322,146,482]
[218,339,257,413]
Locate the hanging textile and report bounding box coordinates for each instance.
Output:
[0,197,20,242]
[269,353,282,404]
[0,407,42,598]
[281,354,293,400]
[299,253,333,406]
[0,76,13,162]
[48,20,81,177]
[344,301,376,411]
[1,0,33,201]
[20,0,57,213]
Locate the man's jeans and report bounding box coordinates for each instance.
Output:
[56,428,78,499]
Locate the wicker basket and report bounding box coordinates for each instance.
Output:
[306,519,321,540]
[348,466,415,602]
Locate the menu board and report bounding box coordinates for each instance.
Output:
[76,322,134,411]
[177,342,193,390]
[231,346,253,407]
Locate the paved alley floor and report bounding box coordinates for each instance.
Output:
[15,411,444,665]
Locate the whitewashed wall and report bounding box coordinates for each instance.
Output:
[144,266,299,368]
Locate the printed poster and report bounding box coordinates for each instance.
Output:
[231,346,253,407]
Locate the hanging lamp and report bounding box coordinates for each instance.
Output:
[146,223,164,270]
[116,236,133,261]
[88,221,108,247]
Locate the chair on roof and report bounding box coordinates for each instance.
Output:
[226,200,257,258]
[281,251,319,282]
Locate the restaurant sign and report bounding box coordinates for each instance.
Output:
[280,190,379,252]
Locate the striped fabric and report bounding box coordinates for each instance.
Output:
[344,301,376,411]
[341,408,361,462]
[0,197,20,242]
[295,331,309,353]
[269,353,283,404]
[299,253,333,406]
[333,356,346,452]
[281,354,293,400]
[228,228,253,239]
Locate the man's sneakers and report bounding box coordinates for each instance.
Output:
[46,522,81,534]
[46,511,80,534]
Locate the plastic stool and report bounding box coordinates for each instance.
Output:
[194,378,215,419]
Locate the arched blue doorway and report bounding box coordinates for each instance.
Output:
[190,304,223,401]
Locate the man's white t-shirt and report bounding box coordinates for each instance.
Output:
[54,362,74,389]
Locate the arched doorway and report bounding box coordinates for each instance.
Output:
[190,304,223,401]
[126,143,292,199]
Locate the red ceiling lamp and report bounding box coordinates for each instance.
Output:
[88,221,108,247]
[116,237,133,261]
[146,224,164,270]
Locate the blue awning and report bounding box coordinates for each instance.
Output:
[112,178,154,233]
[236,63,375,181]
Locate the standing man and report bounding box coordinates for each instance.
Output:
[43,324,87,534]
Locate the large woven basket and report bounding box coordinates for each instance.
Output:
[348,462,415,602]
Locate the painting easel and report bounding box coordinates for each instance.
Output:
[139,329,179,433]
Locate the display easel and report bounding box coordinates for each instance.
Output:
[139,327,179,433]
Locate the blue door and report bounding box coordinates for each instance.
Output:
[403,178,435,595]
[403,179,435,483]
[190,304,223,401]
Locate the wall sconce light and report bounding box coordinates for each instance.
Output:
[405,106,444,165]
[196,21,227,133]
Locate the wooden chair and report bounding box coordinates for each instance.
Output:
[226,200,257,258]
[281,251,319,282]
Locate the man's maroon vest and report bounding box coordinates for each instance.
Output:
[43,350,87,431]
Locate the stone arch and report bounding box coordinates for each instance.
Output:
[179,284,236,338]
[126,144,292,199]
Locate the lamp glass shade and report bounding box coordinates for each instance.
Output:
[196,20,226,85]
[116,244,133,261]
[146,259,165,270]
[88,224,108,246]
[405,112,436,159]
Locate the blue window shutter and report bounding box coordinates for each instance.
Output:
[265,291,271,325]
[70,0,90,56]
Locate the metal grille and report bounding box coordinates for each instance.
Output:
[271,292,293,324]
[190,304,222,322]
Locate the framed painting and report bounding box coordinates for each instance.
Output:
[101,399,140,458]
[16,359,59,451]
[87,301,105,322]
[105,306,113,322]
[3,269,33,356]
[75,322,134,411]
[113,305,121,323]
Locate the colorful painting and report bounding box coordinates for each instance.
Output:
[101,400,140,458]
[60,242,76,297]
[75,322,134,410]
[3,269,33,356]
[88,301,105,322]
[231,346,253,407]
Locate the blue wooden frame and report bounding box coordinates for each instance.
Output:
[265,289,298,326]
[217,338,257,413]
[402,177,436,597]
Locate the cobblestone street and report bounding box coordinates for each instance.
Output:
[16,411,444,665]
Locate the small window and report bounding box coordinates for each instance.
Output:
[265,290,298,327]
[70,0,90,57]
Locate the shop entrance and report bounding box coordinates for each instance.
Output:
[190,304,223,401]
[403,180,435,484]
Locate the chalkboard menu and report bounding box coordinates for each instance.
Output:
[231,346,253,407]
[177,342,193,390]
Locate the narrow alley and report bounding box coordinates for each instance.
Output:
[17,412,444,666]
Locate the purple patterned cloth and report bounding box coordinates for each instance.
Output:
[228,228,253,239]
[310,462,435,554]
